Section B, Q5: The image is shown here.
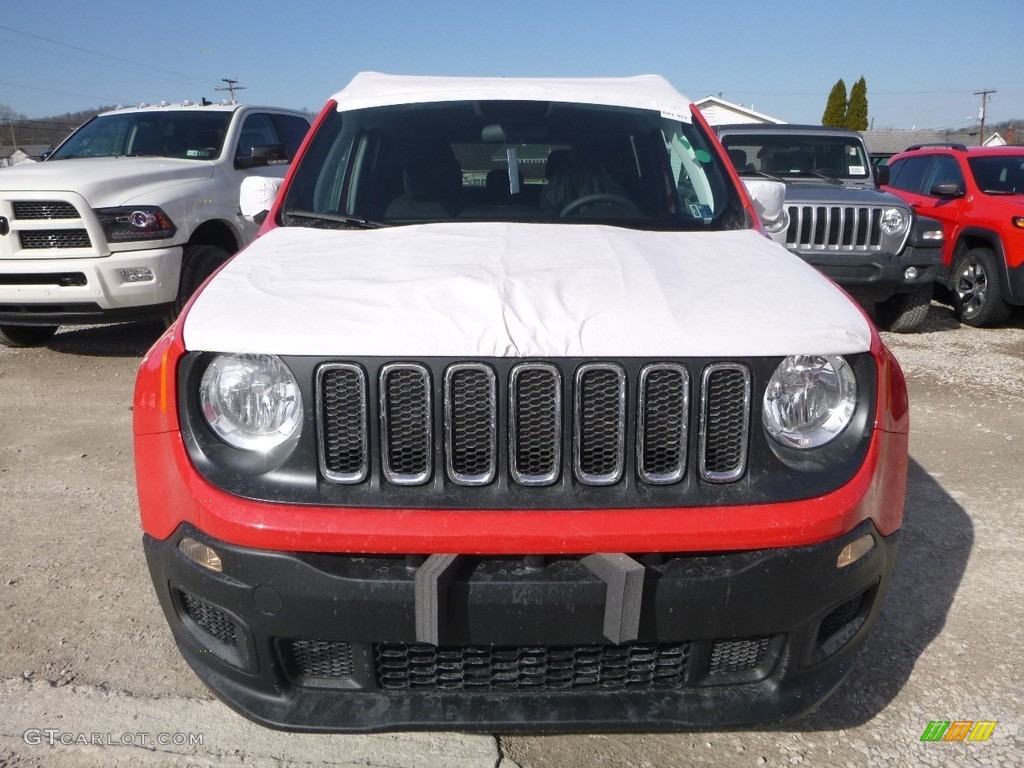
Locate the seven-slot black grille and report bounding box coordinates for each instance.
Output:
[317,360,752,489]
[12,200,80,219]
[786,205,883,251]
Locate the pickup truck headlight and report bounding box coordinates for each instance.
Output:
[96,205,177,242]
[879,207,910,237]
[762,355,857,449]
[199,353,302,451]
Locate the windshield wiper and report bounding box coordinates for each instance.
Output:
[283,210,384,229]
[736,169,785,183]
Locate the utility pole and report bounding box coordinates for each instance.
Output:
[974,89,996,146]
[215,78,247,104]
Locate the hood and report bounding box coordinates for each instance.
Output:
[183,223,873,358]
[780,181,906,208]
[0,157,213,206]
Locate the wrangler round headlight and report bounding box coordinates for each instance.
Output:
[762,355,856,449]
[880,207,909,237]
[199,353,302,451]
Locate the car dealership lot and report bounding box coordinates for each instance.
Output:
[1,307,1021,767]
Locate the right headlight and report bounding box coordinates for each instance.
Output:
[199,353,303,452]
[762,355,857,449]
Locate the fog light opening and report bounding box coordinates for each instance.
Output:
[119,267,154,283]
[178,536,223,572]
[904,266,920,281]
[837,534,875,568]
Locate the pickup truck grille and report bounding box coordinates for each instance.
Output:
[317,360,751,488]
[12,201,80,219]
[19,230,92,249]
[786,205,882,252]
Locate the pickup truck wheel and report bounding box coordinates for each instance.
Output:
[166,244,231,325]
[874,283,932,333]
[952,247,1010,327]
[0,324,59,348]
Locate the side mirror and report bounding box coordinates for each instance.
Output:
[930,182,964,199]
[874,165,890,186]
[742,178,789,242]
[239,175,285,224]
[234,143,287,170]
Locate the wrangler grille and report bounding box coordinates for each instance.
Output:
[786,205,883,251]
[317,360,752,488]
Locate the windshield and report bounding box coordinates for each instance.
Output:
[281,100,747,231]
[48,111,232,160]
[968,154,1024,195]
[720,133,871,182]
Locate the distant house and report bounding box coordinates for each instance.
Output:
[0,145,51,167]
[861,130,1005,165]
[694,96,785,126]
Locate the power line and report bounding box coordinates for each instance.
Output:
[0,24,210,87]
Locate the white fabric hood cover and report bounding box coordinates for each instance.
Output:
[183,223,872,358]
[330,73,693,121]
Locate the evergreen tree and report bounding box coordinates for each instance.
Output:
[822,79,848,127]
[846,77,868,131]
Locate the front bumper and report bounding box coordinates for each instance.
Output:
[144,520,899,733]
[795,244,941,301]
[0,245,182,325]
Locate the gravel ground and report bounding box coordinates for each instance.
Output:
[0,301,1022,767]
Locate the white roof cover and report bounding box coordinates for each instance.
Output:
[330,72,693,121]
[183,223,872,358]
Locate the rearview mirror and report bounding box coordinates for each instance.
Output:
[239,176,285,224]
[742,178,789,242]
[235,143,288,170]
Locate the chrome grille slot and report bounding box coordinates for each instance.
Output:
[574,363,626,485]
[638,363,689,484]
[699,363,751,483]
[318,364,369,484]
[510,363,562,486]
[445,363,497,486]
[380,363,432,485]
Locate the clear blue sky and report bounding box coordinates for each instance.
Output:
[2,0,1022,131]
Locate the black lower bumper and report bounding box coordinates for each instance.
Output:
[0,302,172,326]
[798,245,941,302]
[144,522,900,733]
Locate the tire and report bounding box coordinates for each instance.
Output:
[0,324,59,348]
[165,244,231,325]
[874,283,932,333]
[951,247,1011,327]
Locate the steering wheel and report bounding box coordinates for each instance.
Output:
[559,193,637,218]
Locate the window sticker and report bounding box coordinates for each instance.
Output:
[848,165,865,175]
[689,203,713,220]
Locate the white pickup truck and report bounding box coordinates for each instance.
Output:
[0,101,310,346]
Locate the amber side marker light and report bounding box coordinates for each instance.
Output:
[178,537,223,572]
[1012,217,1024,229]
[837,534,875,568]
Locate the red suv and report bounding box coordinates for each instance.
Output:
[883,144,1024,326]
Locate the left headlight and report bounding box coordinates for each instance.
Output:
[95,205,177,242]
[880,207,910,237]
[762,355,857,449]
[199,353,302,451]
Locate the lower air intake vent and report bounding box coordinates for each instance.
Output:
[375,642,689,692]
[179,592,238,647]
